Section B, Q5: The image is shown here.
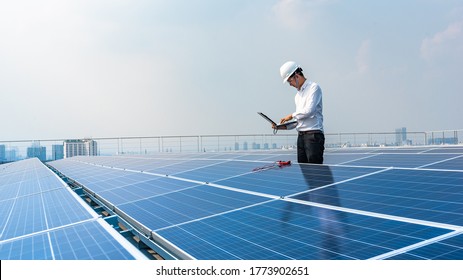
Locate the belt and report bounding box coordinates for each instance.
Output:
[298,130,323,135]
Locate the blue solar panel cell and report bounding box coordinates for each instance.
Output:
[0,220,138,260]
[0,233,53,260]
[99,178,199,205]
[118,185,269,230]
[323,154,375,165]
[49,221,137,260]
[423,147,463,153]
[173,161,260,182]
[80,173,150,193]
[423,156,463,170]
[146,159,223,175]
[386,234,463,260]
[339,154,457,168]
[42,189,94,228]
[292,168,463,226]
[38,175,65,191]
[0,199,15,235]
[16,180,39,197]
[439,233,463,247]
[2,189,94,241]
[206,153,244,160]
[3,194,47,240]
[0,182,21,200]
[385,253,426,260]
[411,243,463,260]
[373,148,431,154]
[215,164,381,197]
[157,200,451,260]
[158,221,298,260]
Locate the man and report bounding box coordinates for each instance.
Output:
[275,61,325,164]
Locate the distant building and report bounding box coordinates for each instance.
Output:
[27,143,46,161]
[234,142,239,151]
[51,144,64,160]
[6,149,17,162]
[64,139,98,158]
[428,137,458,145]
[0,145,5,163]
[395,127,407,145]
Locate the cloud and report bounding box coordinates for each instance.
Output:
[272,0,314,29]
[420,20,463,61]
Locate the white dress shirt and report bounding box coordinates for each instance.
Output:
[291,80,324,132]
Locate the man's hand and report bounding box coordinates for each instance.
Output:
[272,123,287,130]
[280,114,293,124]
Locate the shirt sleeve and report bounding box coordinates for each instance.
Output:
[292,83,322,120]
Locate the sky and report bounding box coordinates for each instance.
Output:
[1,0,462,140]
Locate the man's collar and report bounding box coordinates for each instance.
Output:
[298,79,309,92]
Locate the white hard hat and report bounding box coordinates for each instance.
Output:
[280,61,299,83]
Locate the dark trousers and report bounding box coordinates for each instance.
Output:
[297,132,325,164]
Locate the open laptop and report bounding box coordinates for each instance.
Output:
[258,112,297,129]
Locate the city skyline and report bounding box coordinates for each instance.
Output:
[2,127,459,163]
[1,1,462,141]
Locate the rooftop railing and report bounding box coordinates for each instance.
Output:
[1,129,462,163]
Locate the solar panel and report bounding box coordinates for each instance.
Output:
[173,160,264,182]
[423,147,463,154]
[156,200,452,260]
[291,168,463,226]
[423,155,463,170]
[214,164,382,197]
[384,233,463,260]
[0,158,147,260]
[336,153,459,168]
[37,145,463,259]
[0,220,140,260]
[118,185,270,231]
[98,177,196,205]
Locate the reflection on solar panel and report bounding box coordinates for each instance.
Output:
[11,145,463,260]
[0,158,147,260]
